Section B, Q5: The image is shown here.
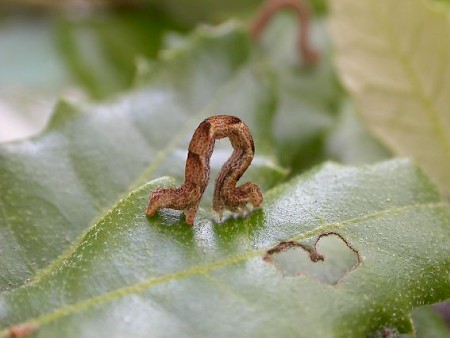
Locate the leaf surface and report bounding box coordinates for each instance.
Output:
[329,0,450,195]
[0,160,449,337]
[0,22,285,290]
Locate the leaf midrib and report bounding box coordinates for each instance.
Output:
[1,201,445,333]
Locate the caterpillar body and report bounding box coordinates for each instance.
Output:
[146,115,263,225]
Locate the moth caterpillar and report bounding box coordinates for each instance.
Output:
[146,115,263,225]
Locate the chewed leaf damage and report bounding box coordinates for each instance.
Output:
[264,232,361,284]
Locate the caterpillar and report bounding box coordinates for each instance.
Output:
[146,115,263,225]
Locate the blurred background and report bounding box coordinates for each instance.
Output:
[0,0,325,142]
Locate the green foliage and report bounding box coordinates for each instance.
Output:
[1,2,450,337]
[260,14,342,172]
[56,9,182,99]
[325,100,391,164]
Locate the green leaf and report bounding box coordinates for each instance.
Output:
[1,160,449,337]
[56,9,181,99]
[412,306,450,338]
[329,0,450,195]
[0,21,286,291]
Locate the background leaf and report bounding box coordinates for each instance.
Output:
[0,15,76,142]
[0,160,449,337]
[258,13,343,173]
[325,100,391,165]
[0,9,178,142]
[56,8,182,100]
[140,0,328,26]
[412,306,450,338]
[329,0,450,195]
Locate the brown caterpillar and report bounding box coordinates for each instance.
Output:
[146,115,263,225]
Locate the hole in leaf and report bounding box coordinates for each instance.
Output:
[264,232,361,285]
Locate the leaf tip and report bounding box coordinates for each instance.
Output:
[45,99,81,131]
